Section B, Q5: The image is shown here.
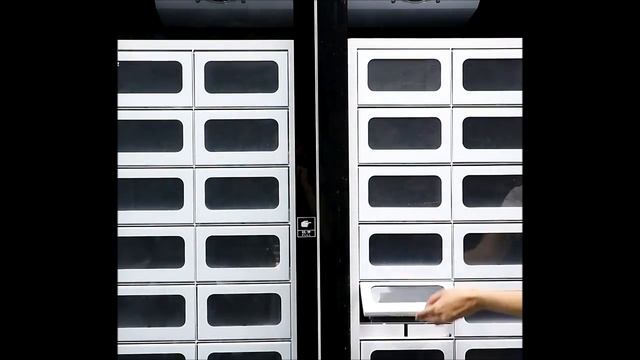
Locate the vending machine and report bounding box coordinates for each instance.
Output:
[117,1,319,359]
[116,1,523,358]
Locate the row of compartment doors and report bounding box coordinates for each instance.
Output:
[118,168,289,224]
[119,110,290,166]
[118,51,289,108]
[118,165,521,225]
[119,339,522,360]
[118,222,521,284]
[359,223,522,280]
[118,284,290,342]
[359,281,522,338]
[118,107,521,167]
[118,48,522,108]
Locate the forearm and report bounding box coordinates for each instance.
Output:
[475,290,522,317]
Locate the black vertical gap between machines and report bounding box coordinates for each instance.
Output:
[317,0,351,358]
[292,0,319,359]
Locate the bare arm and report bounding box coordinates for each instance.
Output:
[416,289,522,324]
[463,233,507,264]
[478,290,522,317]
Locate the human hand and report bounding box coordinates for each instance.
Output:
[415,288,482,324]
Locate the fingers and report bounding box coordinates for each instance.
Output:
[415,305,435,321]
[416,309,448,324]
[426,289,444,306]
[416,290,445,322]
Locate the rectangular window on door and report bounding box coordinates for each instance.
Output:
[368,59,441,91]
[117,51,193,107]
[454,223,522,279]
[206,177,280,210]
[359,166,451,222]
[359,108,451,164]
[118,227,195,283]
[463,175,522,207]
[463,234,522,265]
[207,293,282,326]
[456,339,522,360]
[206,119,278,151]
[118,169,194,225]
[463,59,522,91]
[119,121,183,152]
[372,350,443,360]
[119,354,185,360]
[118,110,193,166]
[466,348,523,360]
[118,178,184,210]
[452,166,522,221]
[360,281,452,318]
[452,49,522,105]
[454,281,522,337]
[205,61,279,94]
[198,342,291,360]
[197,284,291,340]
[119,236,184,268]
[118,295,186,328]
[195,51,289,107]
[195,168,289,224]
[195,110,289,165]
[361,340,454,360]
[360,224,452,280]
[118,61,182,94]
[118,285,196,342]
[118,344,196,360]
[358,49,451,105]
[452,108,522,163]
[197,225,290,282]
[369,176,441,208]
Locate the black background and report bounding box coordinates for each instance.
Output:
[12,0,624,359]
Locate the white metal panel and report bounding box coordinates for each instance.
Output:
[358,49,451,105]
[196,225,290,282]
[118,168,194,225]
[359,108,451,164]
[194,109,289,165]
[359,224,452,280]
[197,283,291,340]
[118,226,195,283]
[118,285,196,342]
[118,51,193,108]
[195,51,288,107]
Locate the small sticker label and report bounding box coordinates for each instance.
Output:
[296,217,316,238]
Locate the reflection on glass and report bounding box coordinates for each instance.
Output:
[369,176,442,207]
[466,348,523,360]
[118,295,186,328]
[208,353,282,360]
[205,119,279,152]
[462,176,522,208]
[368,59,442,91]
[207,293,282,326]
[205,61,279,94]
[465,309,520,323]
[371,350,444,360]
[368,117,441,150]
[119,355,186,360]
[372,286,442,303]
[369,233,442,265]
[462,59,522,91]
[206,235,280,268]
[462,182,522,263]
[463,232,522,265]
